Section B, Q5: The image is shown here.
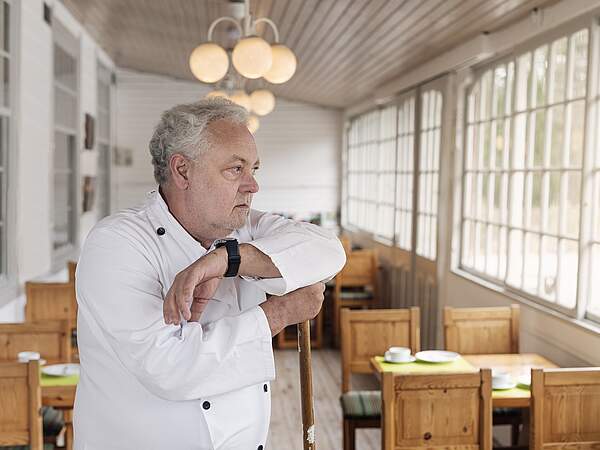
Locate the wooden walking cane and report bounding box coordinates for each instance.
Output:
[298,320,316,450]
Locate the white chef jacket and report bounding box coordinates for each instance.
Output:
[73,189,346,450]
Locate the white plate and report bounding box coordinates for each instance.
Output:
[384,355,416,364]
[516,374,531,388]
[493,380,517,390]
[415,350,460,363]
[42,363,80,377]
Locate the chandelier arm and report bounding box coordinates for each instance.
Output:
[207,17,243,41]
[253,17,280,43]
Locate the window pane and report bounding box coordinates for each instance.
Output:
[523,232,540,294]
[570,29,588,99]
[533,46,548,107]
[558,239,578,308]
[507,230,524,287]
[550,37,567,103]
[588,244,600,317]
[540,236,558,301]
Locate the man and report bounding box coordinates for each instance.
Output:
[73,98,346,450]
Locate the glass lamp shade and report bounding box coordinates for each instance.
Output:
[263,44,297,84]
[229,90,252,111]
[232,36,273,79]
[247,115,260,134]
[206,90,229,100]
[189,43,229,83]
[250,89,275,116]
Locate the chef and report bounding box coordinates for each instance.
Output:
[73,98,346,450]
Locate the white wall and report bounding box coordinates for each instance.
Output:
[114,69,342,221]
[0,0,115,320]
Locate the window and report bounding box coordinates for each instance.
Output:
[460,25,597,321]
[395,93,415,250]
[0,0,9,281]
[96,62,111,218]
[53,23,78,254]
[416,89,442,260]
[346,110,381,235]
[343,83,444,256]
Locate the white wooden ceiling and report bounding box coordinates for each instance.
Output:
[61,0,557,109]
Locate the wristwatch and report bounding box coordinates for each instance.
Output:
[214,238,241,277]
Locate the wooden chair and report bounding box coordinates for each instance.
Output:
[0,360,43,449]
[0,321,71,364]
[381,368,492,450]
[340,308,420,450]
[25,281,78,361]
[444,305,521,445]
[443,305,520,354]
[333,249,379,347]
[531,367,600,449]
[67,261,77,284]
[340,235,351,255]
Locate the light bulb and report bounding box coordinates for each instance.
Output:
[263,44,297,84]
[229,90,252,112]
[250,89,275,116]
[189,43,229,83]
[247,115,260,134]
[232,36,272,79]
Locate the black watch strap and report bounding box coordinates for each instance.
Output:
[215,239,240,277]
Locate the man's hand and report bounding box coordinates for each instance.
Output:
[163,249,227,325]
[260,282,325,337]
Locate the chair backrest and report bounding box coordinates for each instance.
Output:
[0,321,71,364]
[531,367,600,449]
[339,236,351,255]
[25,281,77,327]
[336,249,378,289]
[382,369,492,450]
[0,360,43,449]
[443,305,520,355]
[341,307,420,392]
[67,261,77,284]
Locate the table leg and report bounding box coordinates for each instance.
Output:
[63,409,73,450]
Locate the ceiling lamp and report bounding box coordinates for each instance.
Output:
[264,44,297,84]
[250,89,275,116]
[189,0,297,84]
[247,115,260,134]
[229,90,252,112]
[206,90,229,100]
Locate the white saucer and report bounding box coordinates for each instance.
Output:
[42,363,80,377]
[415,350,460,363]
[384,355,416,364]
[492,380,517,390]
[516,374,531,388]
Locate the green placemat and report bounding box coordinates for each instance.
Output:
[40,372,79,387]
[374,356,478,374]
[492,385,530,398]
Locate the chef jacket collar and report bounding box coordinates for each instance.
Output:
[147,187,236,252]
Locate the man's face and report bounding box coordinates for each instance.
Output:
[185,119,260,238]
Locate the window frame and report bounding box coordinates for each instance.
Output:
[51,19,80,269]
[0,0,18,302]
[457,14,600,325]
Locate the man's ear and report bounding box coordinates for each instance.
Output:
[168,154,191,190]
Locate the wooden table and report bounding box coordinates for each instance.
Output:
[371,352,558,408]
[464,353,558,408]
[41,374,77,450]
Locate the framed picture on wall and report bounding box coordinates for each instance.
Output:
[84,113,95,149]
[83,176,96,212]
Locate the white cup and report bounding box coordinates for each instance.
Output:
[18,351,41,363]
[492,370,512,387]
[386,346,412,362]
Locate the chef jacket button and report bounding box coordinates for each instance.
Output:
[202,401,211,410]
[263,384,268,392]
[258,446,263,450]
[156,227,166,236]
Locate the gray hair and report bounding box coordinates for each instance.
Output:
[149,97,249,185]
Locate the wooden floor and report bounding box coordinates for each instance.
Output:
[267,348,380,450]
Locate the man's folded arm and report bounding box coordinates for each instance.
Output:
[241,210,346,295]
[76,230,275,402]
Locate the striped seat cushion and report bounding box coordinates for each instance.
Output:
[340,390,381,418]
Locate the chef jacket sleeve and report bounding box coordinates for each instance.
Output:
[76,228,275,402]
[241,210,346,296]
